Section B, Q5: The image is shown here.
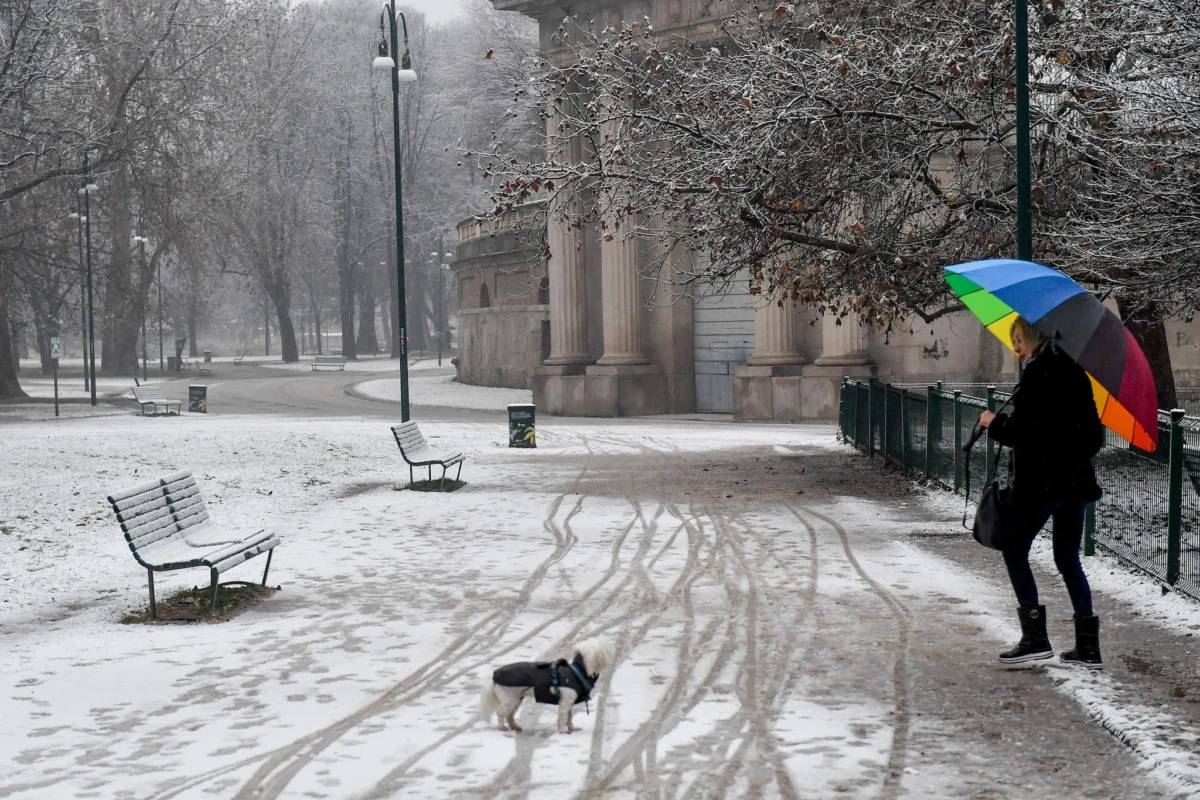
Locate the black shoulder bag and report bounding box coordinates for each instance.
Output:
[962,391,1018,551]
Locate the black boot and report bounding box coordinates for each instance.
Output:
[1060,614,1103,669]
[999,605,1054,664]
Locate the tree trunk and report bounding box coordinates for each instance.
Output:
[311,300,323,355]
[407,261,428,353]
[187,309,198,358]
[356,272,379,355]
[0,286,27,399]
[1117,299,1177,413]
[337,118,358,362]
[102,159,139,376]
[264,282,299,363]
[264,304,270,356]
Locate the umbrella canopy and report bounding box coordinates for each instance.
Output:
[944,259,1158,452]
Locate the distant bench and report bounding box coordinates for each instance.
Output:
[311,356,347,371]
[107,471,281,618]
[180,358,211,376]
[132,385,181,416]
[392,421,465,489]
[233,350,247,365]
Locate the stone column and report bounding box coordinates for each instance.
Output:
[813,312,872,366]
[543,114,590,366]
[595,118,648,366]
[595,219,649,365]
[746,298,805,366]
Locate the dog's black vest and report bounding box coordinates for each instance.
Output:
[493,654,596,706]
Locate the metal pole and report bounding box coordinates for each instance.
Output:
[75,193,88,392]
[157,257,164,373]
[387,3,411,422]
[1167,409,1185,585]
[139,237,148,382]
[83,157,97,407]
[1015,0,1033,261]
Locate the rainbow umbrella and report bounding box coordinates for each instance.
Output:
[944,259,1158,452]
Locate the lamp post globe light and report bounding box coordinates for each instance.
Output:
[373,1,417,421]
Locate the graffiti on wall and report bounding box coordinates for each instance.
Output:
[923,340,950,360]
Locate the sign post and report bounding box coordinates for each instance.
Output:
[50,338,61,418]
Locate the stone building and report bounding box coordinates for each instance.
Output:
[468,0,1200,418]
[452,202,550,390]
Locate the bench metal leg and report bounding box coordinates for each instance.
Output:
[428,465,433,482]
[440,465,447,492]
[209,569,220,615]
[456,462,463,482]
[261,549,274,586]
[148,570,157,619]
[409,465,414,485]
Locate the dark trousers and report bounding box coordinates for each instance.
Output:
[1001,494,1093,616]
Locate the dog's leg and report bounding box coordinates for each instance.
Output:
[556,688,578,734]
[493,685,524,732]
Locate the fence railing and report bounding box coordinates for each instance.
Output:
[839,379,1200,601]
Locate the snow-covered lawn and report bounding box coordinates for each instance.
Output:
[261,356,450,373]
[16,376,160,400]
[355,373,532,410]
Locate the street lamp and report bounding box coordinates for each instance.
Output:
[1015,0,1032,261]
[374,1,418,421]
[69,208,87,392]
[133,234,149,381]
[79,159,99,407]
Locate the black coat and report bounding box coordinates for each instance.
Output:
[988,343,1104,503]
[493,655,595,706]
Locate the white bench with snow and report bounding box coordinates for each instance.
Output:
[310,355,346,371]
[392,421,465,489]
[132,385,181,416]
[107,471,281,618]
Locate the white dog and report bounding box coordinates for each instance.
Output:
[480,637,615,734]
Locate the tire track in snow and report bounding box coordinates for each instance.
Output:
[794,503,913,800]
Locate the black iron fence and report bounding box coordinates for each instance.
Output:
[839,379,1200,601]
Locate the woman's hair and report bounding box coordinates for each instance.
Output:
[1011,317,1046,347]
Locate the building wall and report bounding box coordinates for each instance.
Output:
[457,306,550,389]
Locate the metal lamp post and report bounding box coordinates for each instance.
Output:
[134,234,149,381]
[373,1,417,422]
[1015,0,1032,261]
[79,162,99,407]
[69,207,88,391]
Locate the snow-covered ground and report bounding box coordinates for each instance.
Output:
[16,376,159,400]
[355,373,532,410]
[2,413,1198,799]
[261,356,450,373]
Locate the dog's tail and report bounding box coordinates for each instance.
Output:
[479,677,502,722]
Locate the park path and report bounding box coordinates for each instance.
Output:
[1,419,1195,798]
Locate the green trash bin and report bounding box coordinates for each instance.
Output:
[508,403,535,448]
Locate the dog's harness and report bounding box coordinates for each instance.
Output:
[548,657,596,713]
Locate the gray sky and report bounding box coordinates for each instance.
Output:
[405,0,469,24]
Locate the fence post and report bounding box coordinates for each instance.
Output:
[901,389,911,470]
[1084,500,1096,557]
[882,384,890,464]
[867,381,875,458]
[1167,409,1185,585]
[986,386,997,473]
[953,390,963,492]
[925,384,939,480]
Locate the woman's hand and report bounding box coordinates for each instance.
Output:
[979,411,996,429]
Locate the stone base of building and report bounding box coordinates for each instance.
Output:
[533,364,667,417]
[733,363,880,422]
[733,365,806,422]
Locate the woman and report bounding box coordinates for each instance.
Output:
[978,316,1105,669]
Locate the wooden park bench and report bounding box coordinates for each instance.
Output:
[392,422,465,489]
[107,471,281,618]
[233,350,247,365]
[311,355,347,371]
[180,357,211,376]
[132,385,181,416]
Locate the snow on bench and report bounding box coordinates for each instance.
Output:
[392,422,465,489]
[132,385,181,416]
[107,471,281,618]
[311,356,347,371]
